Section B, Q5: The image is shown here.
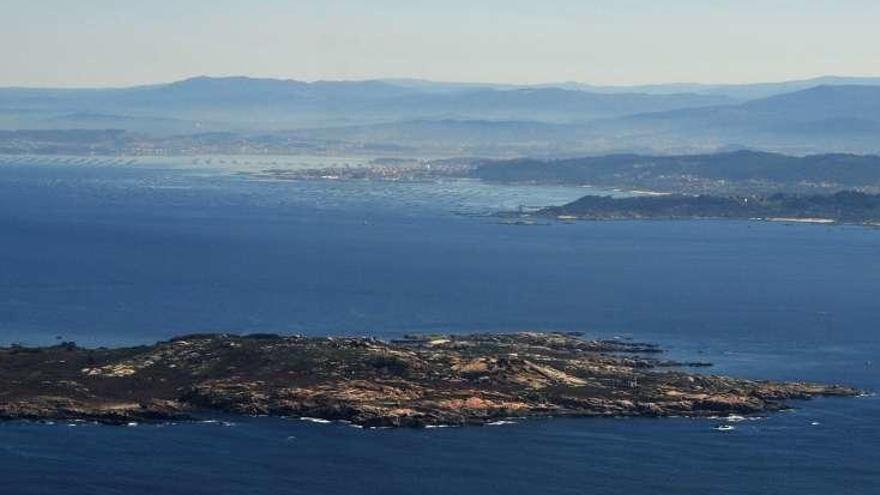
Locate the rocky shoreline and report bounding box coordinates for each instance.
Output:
[0,333,860,427]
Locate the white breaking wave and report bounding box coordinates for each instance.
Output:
[299,417,333,424]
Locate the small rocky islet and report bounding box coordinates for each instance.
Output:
[0,332,859,427]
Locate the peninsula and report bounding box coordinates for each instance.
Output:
[0,332,858,427]
[537,191,880,225]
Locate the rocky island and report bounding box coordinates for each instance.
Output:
[0,332,859,427]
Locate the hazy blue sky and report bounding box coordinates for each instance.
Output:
[3,0,879,87]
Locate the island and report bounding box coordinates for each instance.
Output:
[0,332,859,427]
[536,191,880,225]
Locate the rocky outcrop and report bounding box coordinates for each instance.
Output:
[0,333,860,427]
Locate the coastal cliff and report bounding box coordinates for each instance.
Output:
[0,333,858,427]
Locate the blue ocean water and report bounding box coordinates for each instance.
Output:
[0,160,877,494]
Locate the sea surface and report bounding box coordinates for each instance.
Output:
[0,159,877,494]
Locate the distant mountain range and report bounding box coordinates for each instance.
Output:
[0,76,732,130]
[546,76,880,100]
[1,75,880,155]
[382,75,880,101]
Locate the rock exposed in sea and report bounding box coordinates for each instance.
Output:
[0,332,859,427]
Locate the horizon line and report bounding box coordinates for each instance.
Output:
[4,73,880,91]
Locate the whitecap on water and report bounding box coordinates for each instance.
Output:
[299,417,332,424]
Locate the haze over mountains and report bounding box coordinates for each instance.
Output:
[556,76,880,100]
[0,76,733,129]
[2,75,880,156]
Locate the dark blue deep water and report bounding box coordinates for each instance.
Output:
[0,160,878,494]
